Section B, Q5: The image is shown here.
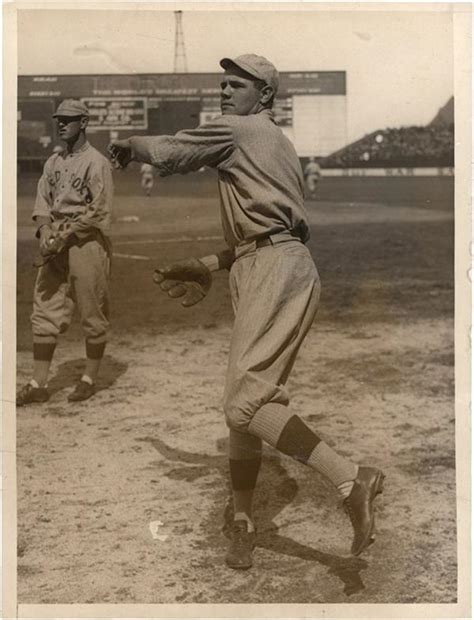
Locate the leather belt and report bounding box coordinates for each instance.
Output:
[235,232,302,259]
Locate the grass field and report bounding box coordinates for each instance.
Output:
[16,173,456,604]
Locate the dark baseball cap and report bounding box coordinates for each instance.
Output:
[53,99,90,118]
[220,54,279,93]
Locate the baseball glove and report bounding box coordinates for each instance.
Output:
[107,141,133,170]
[33,234,67,268]
[153,258,212,307]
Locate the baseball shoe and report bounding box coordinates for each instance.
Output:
[343,466,385,556]
[16,383,50,406]
[68,380,95,402]
[225,520,256,570]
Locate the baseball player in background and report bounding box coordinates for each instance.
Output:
[140,162,155,197]
[304,156,322,198]
[17,99,114,406]
[108,55,384,570]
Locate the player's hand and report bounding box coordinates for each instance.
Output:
[153,258,212,307]
[107,140,133,169]
[39,226,54,253]
[39,233,66,258]
[34,231,67,268]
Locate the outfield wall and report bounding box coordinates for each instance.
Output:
[17,71,348,162]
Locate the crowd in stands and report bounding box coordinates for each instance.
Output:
[323,125,454,169]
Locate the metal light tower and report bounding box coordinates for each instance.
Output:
[174,11,188,73]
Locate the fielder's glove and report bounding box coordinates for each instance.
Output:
[41,234,66,256]
[153,258,212,307]
[33,232,67,268]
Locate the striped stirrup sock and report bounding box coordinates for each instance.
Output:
[248,405,357,490]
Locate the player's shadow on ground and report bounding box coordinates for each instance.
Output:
[141,435,367,596]
[48,355,128,395]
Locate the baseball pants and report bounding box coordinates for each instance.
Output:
[31,232,111,345]
[224,238,321,459]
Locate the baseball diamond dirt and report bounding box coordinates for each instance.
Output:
[16,172,455,604]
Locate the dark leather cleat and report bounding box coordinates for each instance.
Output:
[225,520,256,570]
[68,380,95,402]
[16,383,50,406]
[343,466,385,556]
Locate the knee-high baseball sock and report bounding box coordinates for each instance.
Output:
[32,336,57,387]
[84,339,106,383]
[229,429,262,530]
[83,359,101,384]
[248,405,358,497]
[230,473,260,531]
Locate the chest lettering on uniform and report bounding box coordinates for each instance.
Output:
[70,172,90,197]
[48,171,61,186]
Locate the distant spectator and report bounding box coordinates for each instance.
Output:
[304,157,322,198]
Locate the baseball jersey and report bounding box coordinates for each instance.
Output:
[129,109,309,248]
[32,141,114,237]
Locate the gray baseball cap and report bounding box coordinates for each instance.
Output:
[220,54,279,93]
[53,99,90,118]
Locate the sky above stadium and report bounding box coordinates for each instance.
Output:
[17,5,454,142]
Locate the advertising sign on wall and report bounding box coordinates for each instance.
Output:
[81,97,148,130]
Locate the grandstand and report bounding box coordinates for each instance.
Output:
[322,97,454,169]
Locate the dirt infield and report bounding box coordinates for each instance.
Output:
[16,175,456,604]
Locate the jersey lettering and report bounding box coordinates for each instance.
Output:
[70,173,91,198]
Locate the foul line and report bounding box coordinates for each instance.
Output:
[113,252,151,261]
[113,235,223,261]
[114,235,222,247]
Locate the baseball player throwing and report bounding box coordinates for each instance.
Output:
[17,99,114,406]
[108,55,384,569]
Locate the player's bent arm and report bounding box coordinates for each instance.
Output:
[31,166,54,242]
[32,162,55,225]
[34,216,53,239]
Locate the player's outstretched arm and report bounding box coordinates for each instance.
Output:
[108,119,235,177]
[153,249,234,307]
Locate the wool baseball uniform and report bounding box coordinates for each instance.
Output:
[31,141,114,354]
[127,110,357,488]
[110,54,384,566]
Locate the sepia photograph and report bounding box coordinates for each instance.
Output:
[2,2,471,618]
